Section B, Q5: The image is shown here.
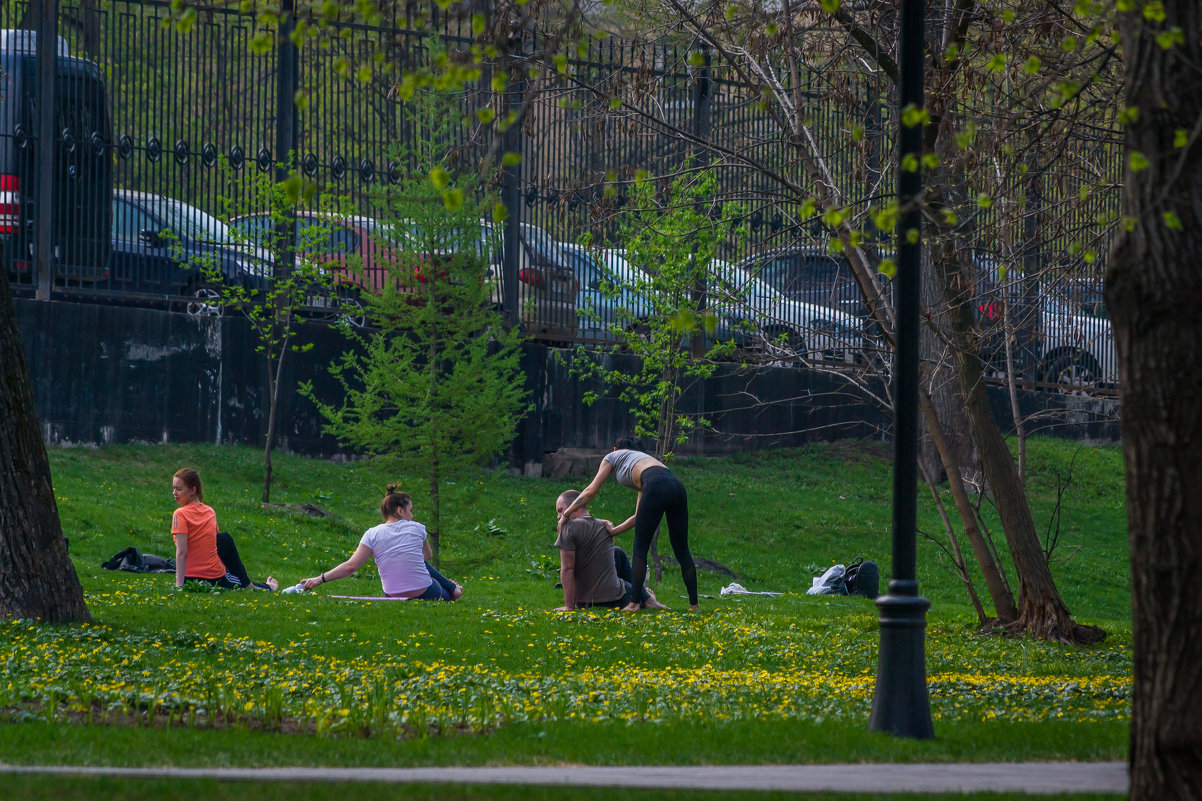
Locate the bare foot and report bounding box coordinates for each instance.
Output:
[689,603,700,611]
[642,597,670,610]
[451,583,464,601]
[265,576,279,592]
[620,602,642,612]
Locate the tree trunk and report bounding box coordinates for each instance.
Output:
[1113,4,1202,798]
[0,276,90,623]
[952,327,1101,644]
[919,388,1017,623]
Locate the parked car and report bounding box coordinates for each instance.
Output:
[738,246,875,320]
[560,244,652,342]
[2,29,112,287]
[110,190,267,316]
[229,211,409,325]
[1036,283,1116,389]
[710,261,865,364]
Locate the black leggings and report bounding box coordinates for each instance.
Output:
[186,531,270,590]
[630,467,697,606]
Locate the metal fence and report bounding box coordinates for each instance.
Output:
[2,0,1122,389]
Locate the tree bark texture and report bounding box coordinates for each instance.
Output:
[1112,4,1202,798]
[0,275,91,623]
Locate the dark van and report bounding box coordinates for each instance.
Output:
[1,29,112,286]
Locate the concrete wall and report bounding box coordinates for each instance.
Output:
[15,299,1121,467]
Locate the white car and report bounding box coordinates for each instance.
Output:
[710,261,866,364]
[1037,287,1116,388]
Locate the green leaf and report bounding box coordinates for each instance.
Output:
[492,73,508,92]
[553,54,568,74]
[878,258,897,279]
[1143,1,1166,22]
[1129,151,1150,171]
[441,188,464,211]
[901,153,919,173]
[977,193,993,209]
[1174,128,1188,148]
[986,53,1006,72]
[687,50,706,67]
[906,228,919,244]
[609,95,622,110]
[250,31,272,55]
[356,65,372,84]
[492,202,510,223]
[800,198,818,218]
[943,43,960,63]
[921,153,940,169]
[1023,56,1042,74]
[1164,210,1183,230]
[476,107,496,124]
[174,7,196,33]
[501,152,522,166]
[818,0,841,11]
[1157,27,1184,49]
[472,12,486,35]
[429,166,450,189]
[821,206,847,226]
[901,104,930,128]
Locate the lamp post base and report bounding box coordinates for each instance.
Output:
[869,586,935,739]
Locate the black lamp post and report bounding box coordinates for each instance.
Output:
[868,0,934,739]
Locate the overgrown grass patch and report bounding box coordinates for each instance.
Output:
[0,439,1131,766]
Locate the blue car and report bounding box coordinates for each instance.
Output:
[109,190,267,316]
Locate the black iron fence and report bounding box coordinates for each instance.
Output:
[2,0,1122,389]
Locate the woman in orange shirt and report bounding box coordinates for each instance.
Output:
[171,468,276,590]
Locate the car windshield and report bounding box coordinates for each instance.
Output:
[141,196,230,244]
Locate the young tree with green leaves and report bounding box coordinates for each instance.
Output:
[576,168,744,459]
[302,173,528,565]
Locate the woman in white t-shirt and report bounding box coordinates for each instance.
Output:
[299,485,463,600]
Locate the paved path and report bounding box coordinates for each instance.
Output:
[1,762,1128,794]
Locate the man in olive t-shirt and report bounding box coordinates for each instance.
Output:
[553,489,667,610]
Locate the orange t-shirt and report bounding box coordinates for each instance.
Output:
[171,502,226,580]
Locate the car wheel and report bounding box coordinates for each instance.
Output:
[1041,350,1099,393]
[184,283,224,317]
[336,290,367,329]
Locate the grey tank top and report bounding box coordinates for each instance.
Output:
[604,449,652,489]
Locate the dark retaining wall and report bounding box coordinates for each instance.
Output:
[14,300,1121,469]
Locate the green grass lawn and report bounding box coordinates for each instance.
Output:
[0,439,1130,770]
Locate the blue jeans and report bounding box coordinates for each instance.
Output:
[415,561,459,601]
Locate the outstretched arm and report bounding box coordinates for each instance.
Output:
[605,490,641,537]
[560,459,613,523]
[301,544,372,590]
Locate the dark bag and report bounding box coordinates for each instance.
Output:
[101,546,176,574]
[844,557,880,598]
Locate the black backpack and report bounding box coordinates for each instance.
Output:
[844,557,880,598]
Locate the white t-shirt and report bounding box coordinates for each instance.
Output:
[359,519,431,596]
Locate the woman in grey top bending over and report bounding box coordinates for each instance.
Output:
[558,437,698,610]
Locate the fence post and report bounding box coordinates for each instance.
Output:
[689,40,711,358]
[34,0,60,301]
[500,27,527,329]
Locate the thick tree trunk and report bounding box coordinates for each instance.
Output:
[0,277,90,623]
[1113,4,1202,798]
[951,321,1102,644]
